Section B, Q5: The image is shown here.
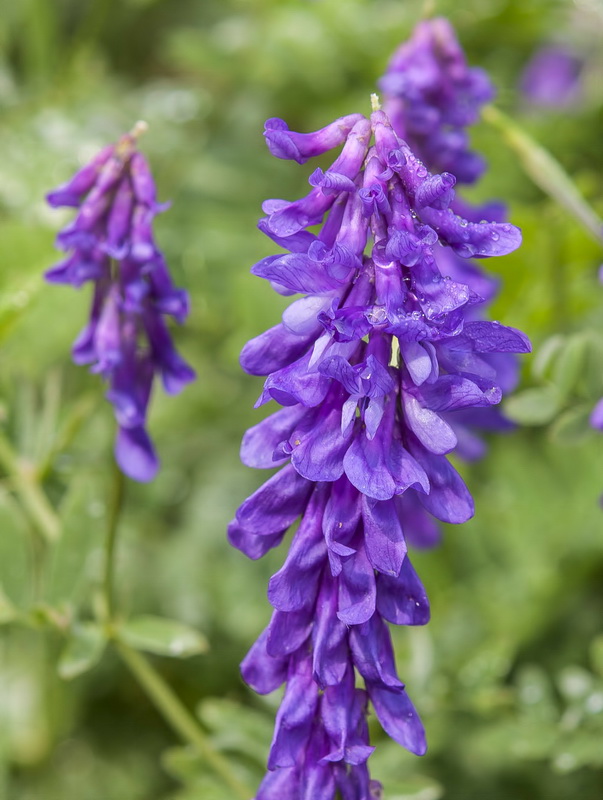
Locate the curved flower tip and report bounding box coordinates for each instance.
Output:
[115,425,159,482]
[264,114,365,164]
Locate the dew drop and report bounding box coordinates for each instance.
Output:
[491,231,500,241]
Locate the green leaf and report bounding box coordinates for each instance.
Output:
[58,622,106,680]
[584,334,603,397]
[552,334,589,400]
[556,666,593,702]
[0,583,18,624]
[47,474,106,604]
[515,664,558,723]
[532,335,566,380]
[549,405,593,444]
[118,615,209,658]
[590,635,603,678]
[378,776,444,800]
[553,732,603,773]
[0,489,30,608]
[483,105,603,245]
[504,386,563,425]
[0,276,42,346]
[197,698,274,766]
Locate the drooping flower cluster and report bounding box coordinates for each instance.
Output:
[45,124,195,482]
[230,105,530,798]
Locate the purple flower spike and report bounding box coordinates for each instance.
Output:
[231,87,529,798]
[45,123,195,481]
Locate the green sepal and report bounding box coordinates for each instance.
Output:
[118,615,209,658]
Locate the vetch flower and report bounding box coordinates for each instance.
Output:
[45,122,195,481]
[230,100,530,798]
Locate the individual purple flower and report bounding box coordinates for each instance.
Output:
[45,122,195,481]
[230,104,530,797]
[520,45,584,109]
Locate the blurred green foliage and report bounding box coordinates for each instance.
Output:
[0,0,603,798]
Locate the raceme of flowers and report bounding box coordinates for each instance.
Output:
[45,124,195,482]
[230,106,531,798]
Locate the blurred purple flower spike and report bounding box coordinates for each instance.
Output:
[520,45,584,109]
[45,122,195,481]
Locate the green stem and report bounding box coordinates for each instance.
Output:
[114,640,252,800]
[483,105,603,246]
[102,462,125,621]
[101,459,251,798]
[0,430,60,542]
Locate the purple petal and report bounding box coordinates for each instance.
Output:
[241,405,307,468]
[410,442,474,524]
[227,519,286,560]
[241,628,288,694]
[368,683,427,756]
[253,252,347,294]
[114,425,158,482]
[268,487,328,611]
[268,659,318,768]
[444,320,532,354]
[591,398,603,430]
[267,608,313,658]
[240,323,313,377]
[46,144,114,207]
[403,393,457,455]
[361,496,406,577]
[343,434,396,502]
[421,208,522,258]
[264,114,364,163]
[257,349,331,408]
[349,614,403,688]
[235,464,313,537]
[376,557,430,625]
[290,406,352,482]
[312,577,350,687]
[337,546,376,625]
[418,374,501,412]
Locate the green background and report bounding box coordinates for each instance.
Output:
[0,0,603,798]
